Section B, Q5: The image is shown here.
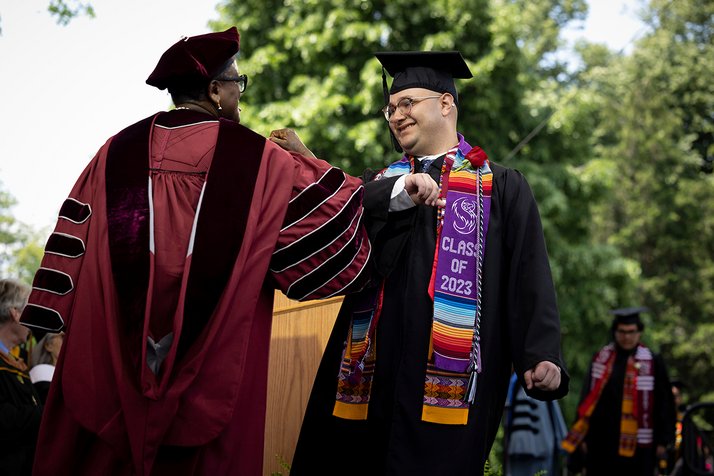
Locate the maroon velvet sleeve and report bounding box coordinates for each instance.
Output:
[20,144,109,334]
[270,151,371,301]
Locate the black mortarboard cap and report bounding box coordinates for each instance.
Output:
[375,51,472,152]
[610,306,649,328]
[375,51,472,105]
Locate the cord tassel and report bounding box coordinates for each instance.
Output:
[465,371,478,403]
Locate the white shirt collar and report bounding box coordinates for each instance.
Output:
[415,152,447,162]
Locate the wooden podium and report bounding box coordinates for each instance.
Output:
[263,291,343,475]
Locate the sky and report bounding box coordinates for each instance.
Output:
[0,0,647,231]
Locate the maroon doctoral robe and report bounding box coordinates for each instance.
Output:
[21,110,370,476]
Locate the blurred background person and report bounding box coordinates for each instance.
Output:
[563,307,676,475]
[667,380,688,475]
[0,278,43,476]
[504,372,567,475]
[29,332,63,404]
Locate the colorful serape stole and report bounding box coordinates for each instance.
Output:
[422,146,492,425]
[333,154,411,421]
[333,134,493,425]
[561,345,616,453]
[562,343,655,456]
[333,285,383,419]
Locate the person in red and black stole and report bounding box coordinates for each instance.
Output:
[563,307,676,475]
[20,27,371,476]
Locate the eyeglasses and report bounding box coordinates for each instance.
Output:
[216,74,248,93]
[615,329,641,336]
[382,95,442,121]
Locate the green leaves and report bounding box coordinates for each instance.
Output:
[0,182,45,284]
[47,0,95,26]
[583,0,714,404]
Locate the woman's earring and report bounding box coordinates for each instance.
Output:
[216,98,222,111]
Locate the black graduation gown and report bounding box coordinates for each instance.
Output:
[579,346,675,476]
[0,355,43,476]
[291,159,569,476]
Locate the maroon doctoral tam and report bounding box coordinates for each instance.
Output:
[146,26,240,90]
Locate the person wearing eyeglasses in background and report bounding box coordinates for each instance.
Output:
[272,50,568,476]
[19,27,372,476]
[563,307,676,476]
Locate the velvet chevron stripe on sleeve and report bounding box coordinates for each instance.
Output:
[271,167,371,301]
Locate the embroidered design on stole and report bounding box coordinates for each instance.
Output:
[333,136,492,425]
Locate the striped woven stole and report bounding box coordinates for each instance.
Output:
[562,343,655,456]
[620,356,639,456]
[422,147,492,425]
[333,285,383,420]
[333,136,493,425]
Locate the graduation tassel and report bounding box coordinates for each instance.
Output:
[465,370,478,404]
[381,66,403,153]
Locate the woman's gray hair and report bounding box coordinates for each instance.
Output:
[0,279,30,325]
[32,333,62,366]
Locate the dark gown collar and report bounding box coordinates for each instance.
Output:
[155,109,218,127]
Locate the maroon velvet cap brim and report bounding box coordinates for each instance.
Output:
[146,26,240,90]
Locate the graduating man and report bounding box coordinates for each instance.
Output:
[281,51,569,475]
[563,307,676,475]
[20,27,371,476]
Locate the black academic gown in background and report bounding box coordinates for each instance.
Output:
[291,158,569,476]
[580,346,675,476]
[0,355,43,476]
[505,376,567,476]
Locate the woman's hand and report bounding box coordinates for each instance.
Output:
[269,128,316,159]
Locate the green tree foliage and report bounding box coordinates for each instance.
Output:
[0,1,94,34]
[47,0,95,25]
[0,183,44,284]
[213,0,588,172]
[583,0,714,403]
